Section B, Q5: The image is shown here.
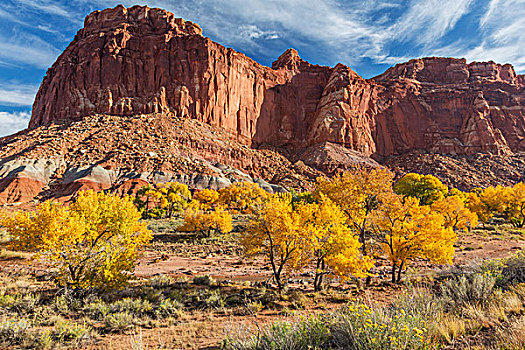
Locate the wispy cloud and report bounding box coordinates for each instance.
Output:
[0,83,38,106]
[441,0,525,72]
[0,0,522,79]
[1,0,82,24]
[0,34,60,69]
[391,0,474,46]
[0,111,30,137]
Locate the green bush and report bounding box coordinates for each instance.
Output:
[496,252,525,288]
[53,319,91,343]
[155,298,183,318]
[193,275,214,286]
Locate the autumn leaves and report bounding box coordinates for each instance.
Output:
[246,168,458,289]
[4,166,522,293]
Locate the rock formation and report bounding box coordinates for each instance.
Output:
[1,4,524,205]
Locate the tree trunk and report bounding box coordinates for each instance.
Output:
[269,255,283,291]
[396,261,404,283]
[314,258,325,292]
[391,263,397,283]
[359,228,367,256]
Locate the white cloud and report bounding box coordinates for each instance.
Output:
[239,25,279,40]
[0,111,30,137]
[0,34,60,69]
[441,0,525,72]
[0,83,38,106]
[391,0,473,46]
[2,0,522,76]
[16,0,72,18]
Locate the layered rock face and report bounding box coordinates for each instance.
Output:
[1,4,524,205]
[30,5,525,160]
[372,58,524,156]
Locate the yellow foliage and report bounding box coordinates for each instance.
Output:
[193,188,220,210]
[179,205,233,237]
[1,191,152,290]
[467,186,509,223]
[315,166,395,255]
[240,195,303,290]
[431,195,479,232]
[157,182,192,217]
[295,197,374,290]
[505,182,525,228]
[135,182,191,218]
[393,173,448,205]
[218,182,270,214]
[371,193,456,283]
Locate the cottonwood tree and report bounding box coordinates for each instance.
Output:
[394,173,448,205]
[371,193,456,283]
[218,182,271,214]
[179,204,232,237]
[296,197,374,291]
[193,188,220,210]
[2,191,152,291]
[239,195,303,290]
[467,186,509,224]
[504,183,525,228]
[157,182,192,218]
[431,195,478,232]
[315,167,394,256]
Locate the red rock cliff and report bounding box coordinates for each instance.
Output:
[30,5,525,158]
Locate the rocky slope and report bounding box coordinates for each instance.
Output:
[1,4,524,205]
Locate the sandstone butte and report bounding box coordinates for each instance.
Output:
[1,4,525,205]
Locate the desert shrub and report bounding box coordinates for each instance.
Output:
[104,311,134,332]
[226,303,431,350]
[155,298,183,318]
[52,319,91,343]
[440,272,497,310]
[84,299,110,320]
[149,274,174,288]
[1,190,152,291]
[329,304,430,350]
[204,290,225,309]
[496,252,525,288]
[495,314,525,349]
[394,288,443,319]
[0,318,34,347]
[193,275,214,286]
[0,293,39,315]
[228,316,330,350]
[245,301,263,315]
[109,298,153,317]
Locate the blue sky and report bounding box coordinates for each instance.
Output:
[0,0,524,137]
